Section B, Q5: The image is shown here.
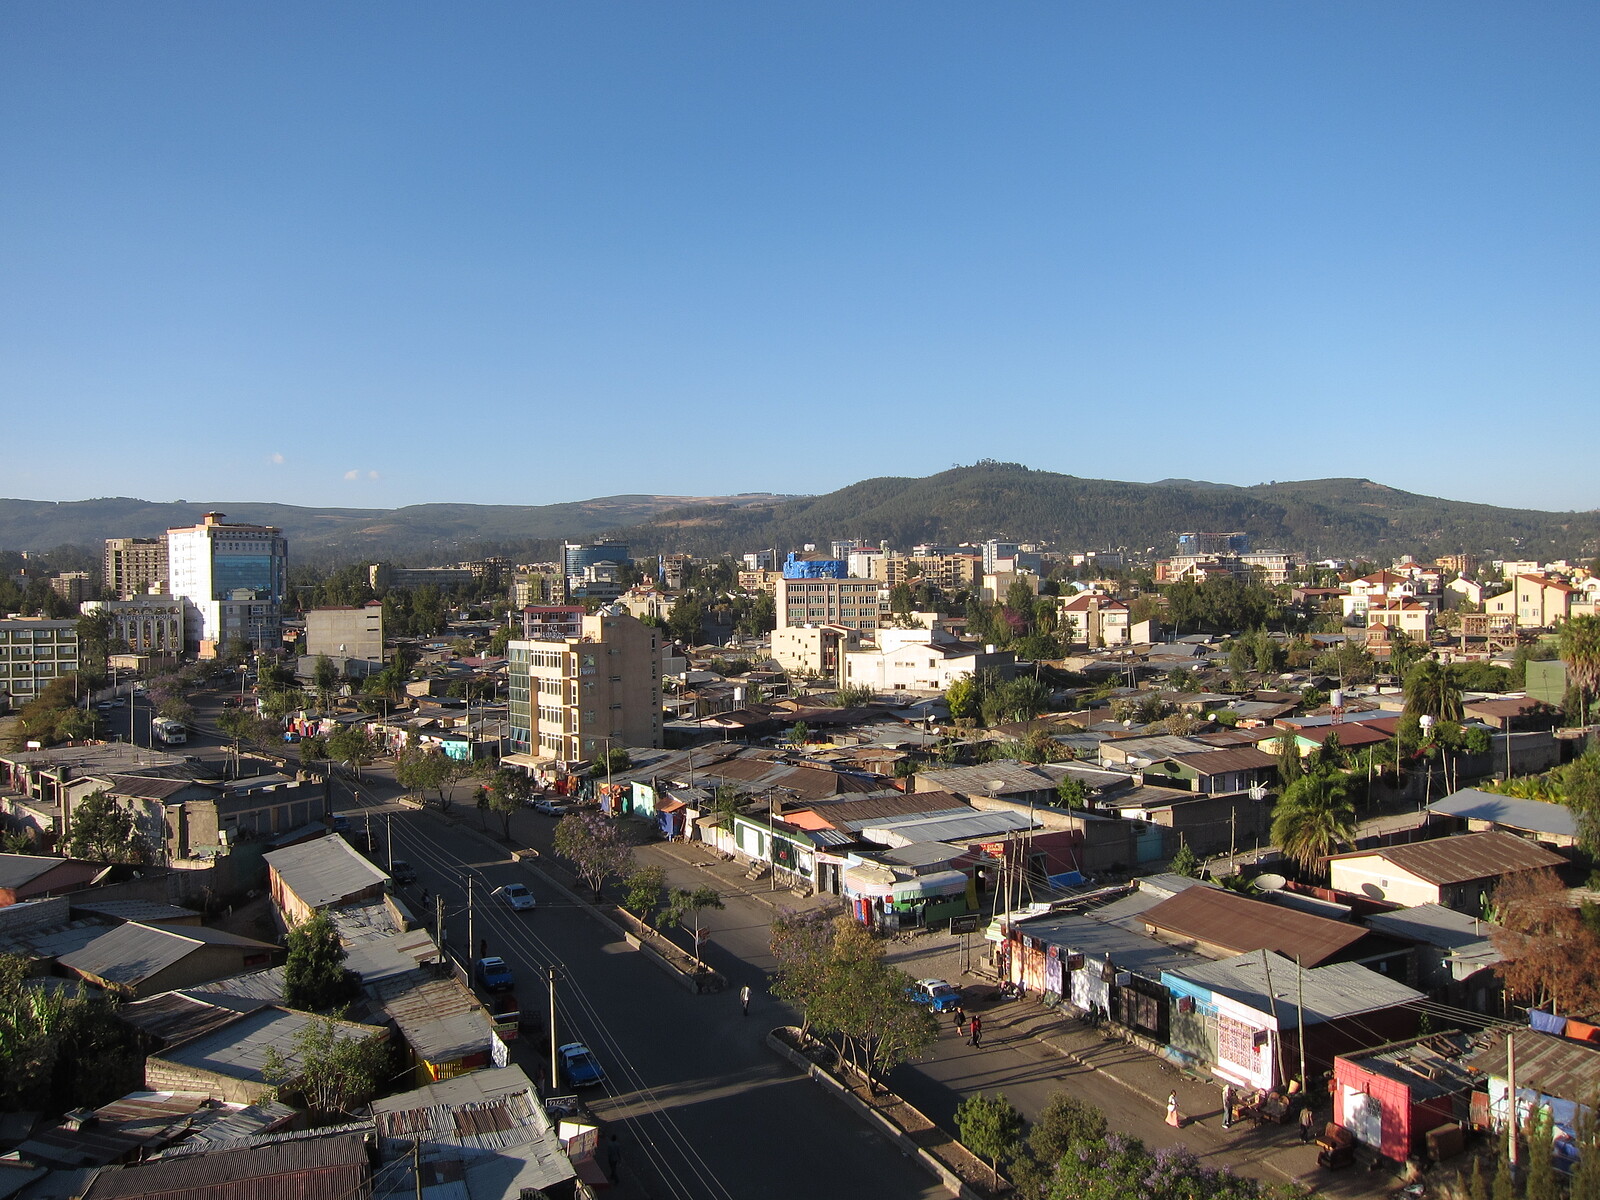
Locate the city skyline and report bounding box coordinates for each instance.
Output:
[4,3,1597,511]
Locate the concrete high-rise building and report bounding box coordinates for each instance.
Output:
[506,606,662,761]
[775,576,886,633]
[166,513,288,656]
[104,537,169,600]
[50,572,93,606]
[305,602,384,663]
[0,618,79,707]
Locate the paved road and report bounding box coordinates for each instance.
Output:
[342,790,943,1200]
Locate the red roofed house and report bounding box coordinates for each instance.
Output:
[1512,575,1577,629]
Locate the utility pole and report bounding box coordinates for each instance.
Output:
[1507,1030,1519,1169]
[386,813,394,871]
[435,893,446,961]
[548,966,561,1095]
[1260,950,1288,1091]
[1295,954,1307,1095]
[467,876,475,963]
[413,1138,422,1200]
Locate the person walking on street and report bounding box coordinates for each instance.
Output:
[1221,1084,1234,1130]
[952,1004,966,1031]
[1300,1105,1316,1144]
[968,1014,983,1048]
[602,1133,621,1183]
[1166,1092,1181,1128]
[740,984,751,1016]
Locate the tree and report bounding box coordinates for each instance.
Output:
[667,596,705,646]
[327,725,378,780]
[484,768,530,839]
[589,746,632,778]
[664,885,725,957]
[1276,730,1304,788]
[553,811,634,898]
[1169,842,1201,878]
[623,866,666,921]
[1527,1104,1558,1200]
[769,909,837,1037]
[945,674,981,723]
[260,1016,390,1120]
[1028,1091,1106,1165]
[955,1092,1025,1191]
[889,582,915,618]
[1270,769,1357,876]
[0,952,141,1112]
[66,790,141,864]
[788,721,810,746]
[1405,658,1465,723]
[283,911,360,1012]
[1490,868,1600,1013]
[394,746,470,811]
[1055,775,1089,809]
[76,610,114,679]
[833,683,876,707]
[1561,614,1600,727]
[312,654,339,704]
[982,676,1050,726]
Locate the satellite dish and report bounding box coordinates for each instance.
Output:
[1255,873,1288,892]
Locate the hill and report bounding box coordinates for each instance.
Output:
[1,468,1594,565]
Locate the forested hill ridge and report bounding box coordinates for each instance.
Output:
[1,466,1594,564]
[616,466,1599,562]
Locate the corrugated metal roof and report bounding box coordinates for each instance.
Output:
[859,810,1034,846]
[372,975,494,1066]
[805,790,969,827]
[1140,886,1372,967]
[1162,747,1277,775]
[59,922,278,989]
[119,992,270,1047]
[1428,790,1577,838]
[155,1007,385,1082]
[264,834,389,909]
[1013,907,1205,982]
[70,900,201,924]
[0,854,73,890]
[1362,903,1502,956]
[80,1130,369,1200]
[1468,1029,1600,1100]
[1326,830,1567,885]
[1169,951,1424,1025]
[1341,1033,1479,1103]
[914,763,1056,796]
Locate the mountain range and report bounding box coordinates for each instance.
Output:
[2,465,1595,567]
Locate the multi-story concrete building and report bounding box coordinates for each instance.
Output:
[771,624,862,679]
[305,602,384,663]
[775,576,886,633]
[0,618,79,707]
[841,628,1016,694]
[81,597,185,656]
[1058,592,1131,647]
[50,572,93,606]
[1512,574,1577,629]
[510,565,565,607]
[881,552,983,591]
[518,606,586,641]
[166,513,288,656]
[563,542,630,579]
[104,537,169,600]
[506,606,662,762]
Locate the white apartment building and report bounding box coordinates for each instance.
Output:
[841,628,1016,693]
[166,513,288,656]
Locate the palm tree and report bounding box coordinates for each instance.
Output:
[1560,614,1600,727]
[1271,770,1358,876]
[1404,658,1464,723]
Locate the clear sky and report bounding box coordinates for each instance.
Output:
[2,2,1596,512]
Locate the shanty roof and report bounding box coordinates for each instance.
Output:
[805,790,971,830]
[1168,951,1424,1025]
[59,922,278,989]
[1340,1034,1479,1103]
[1468,1028,1600,1100]
[70,899,202,925]
[913,762,1057,796]
[152,1007,385,1084]
[1429,790,1577,838]
[119,990,272,1047]
[1324,831,1566,885]
[263,833,389,909]
[1140,886,1372,967]
[1361,904,1503,968]
[0,854,79,890]
[80,1130,369,1200]
[1013,907,1205,982]
[371,973,495,1066]
[1161,747,1277,776]
[859,809,1035,847]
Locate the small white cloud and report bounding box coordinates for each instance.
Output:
[269,452,286,465]
[344,469,361,481]
[368,470,380,480]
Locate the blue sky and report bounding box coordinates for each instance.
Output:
[2,2,1596,512]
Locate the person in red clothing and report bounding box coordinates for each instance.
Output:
[968,1014,983,1048]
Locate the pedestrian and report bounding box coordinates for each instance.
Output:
[740,984,751,1016]
[1166,1092,1181,1128]
[968,1014,983,1048]
[419,886,429,907]
[602,1132,621,1184]
[952,1004,966,1030]
[1221,1084,1234,1130]
[1300,1104,1316,1144]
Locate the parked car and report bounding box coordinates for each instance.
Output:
[389,859,417,885]
[474,956,515,992]
[906,978,964,1013]
[557,1042,605,1088]
[493,883,536,911]
[532,799,575,816]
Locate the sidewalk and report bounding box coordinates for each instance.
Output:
[879,933,1405,1200]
